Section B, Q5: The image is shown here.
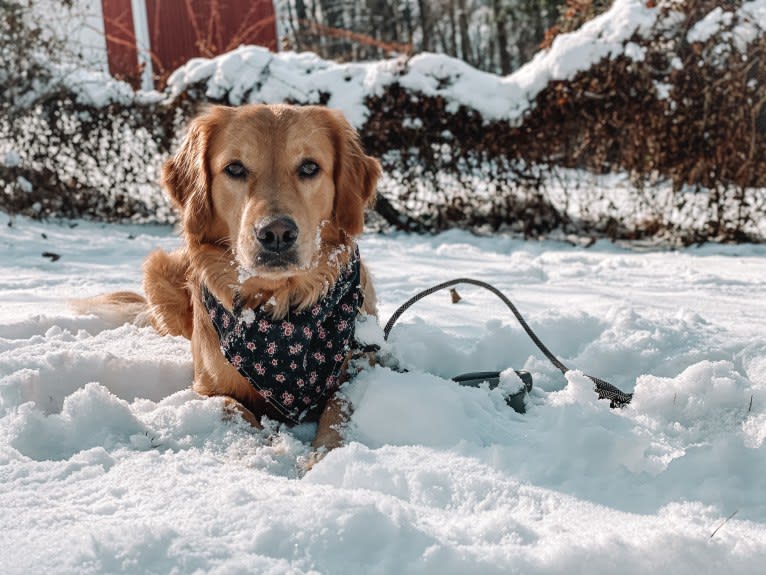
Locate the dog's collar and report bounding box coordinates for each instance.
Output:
[202,248,363,423]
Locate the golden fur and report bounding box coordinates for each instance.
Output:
[78,104,380,452]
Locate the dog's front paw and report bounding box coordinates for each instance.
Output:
[221,396,263,429]
[300,448,328,472]
[300,429,343,472]
[311,427,343,453]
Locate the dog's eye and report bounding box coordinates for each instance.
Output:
[224,161,247,179]
[298,160,320,179]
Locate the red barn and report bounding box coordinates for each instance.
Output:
[102,0,277,90]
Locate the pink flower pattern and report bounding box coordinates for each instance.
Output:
[288,343,303,355]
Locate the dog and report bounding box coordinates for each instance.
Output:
[77,104,380,454]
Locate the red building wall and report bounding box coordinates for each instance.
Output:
[102,0,139,86]
[102,0,277,89]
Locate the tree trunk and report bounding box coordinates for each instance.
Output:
[457,0,472,64]
[318,0,345,58]
[402,1,414,48]
[447,0,458,57]
[293,0,308,51]
[493,0,511,75]
[368,0,398,44]
[417,0,431,51]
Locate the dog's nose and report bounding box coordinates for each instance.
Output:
[255,216,298,253]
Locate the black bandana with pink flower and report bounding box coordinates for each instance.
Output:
[202,249,363,423]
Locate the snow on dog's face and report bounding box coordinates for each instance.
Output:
[162,104,379,279]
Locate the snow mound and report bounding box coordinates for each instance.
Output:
[166,0,662,127]
[2,218,766,573]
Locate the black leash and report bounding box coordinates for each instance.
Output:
[382,278,633,408]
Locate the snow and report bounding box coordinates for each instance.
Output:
[686,1,766,55]
[166,0,665,127]
[3,150,20,168]
[40,0,766,121]
[3,0,766,570]
[687,7,733,44]
[160,0,766,132]
[37,0,110,74]
[1,216,765,573]
[688,0,766,46]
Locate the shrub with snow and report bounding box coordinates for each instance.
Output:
[1,0,764,243]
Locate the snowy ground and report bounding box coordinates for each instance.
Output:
[1,216,765,574]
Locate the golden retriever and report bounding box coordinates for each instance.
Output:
[79,104,380,454]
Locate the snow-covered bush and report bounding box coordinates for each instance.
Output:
[1,0,764,243]
[172,0,765,242]
[528,0,766,241]
[0,0,185,222]
[1,97,184,222]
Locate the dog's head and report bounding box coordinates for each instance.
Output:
[163,104,380,278]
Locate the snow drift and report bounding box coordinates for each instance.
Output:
[1,218,765,573]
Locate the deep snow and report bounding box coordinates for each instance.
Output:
[1,217,765,574]
[3,1,763,571]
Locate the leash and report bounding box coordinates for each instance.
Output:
[382,278,633,408]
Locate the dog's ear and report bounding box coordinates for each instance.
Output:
[162,108,226,242]
[331,111,381,237]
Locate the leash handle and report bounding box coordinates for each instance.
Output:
[383,278,633,408]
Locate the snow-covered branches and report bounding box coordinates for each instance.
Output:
[1,0,764,244]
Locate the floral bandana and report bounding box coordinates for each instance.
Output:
[202,249,363,423]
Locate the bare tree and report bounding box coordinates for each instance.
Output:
[417,0,432,51]
[492,0,512,74]
[457,0,473,64]
[276,0,566,73]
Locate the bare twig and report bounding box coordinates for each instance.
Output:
[710,510,739,539]
[297,19,412,55]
